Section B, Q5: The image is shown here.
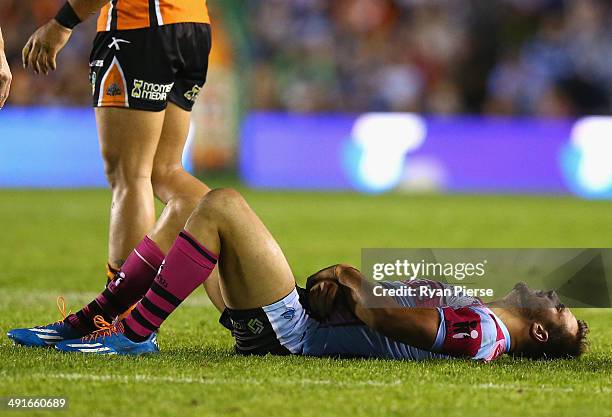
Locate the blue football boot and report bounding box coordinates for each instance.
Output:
[7,297,84,347]
[55,316,159,356]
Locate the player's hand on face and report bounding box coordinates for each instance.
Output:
[308,280,339,320]
[22,20,72,75]
[0,50,11,108]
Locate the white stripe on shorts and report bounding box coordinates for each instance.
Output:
[262,289,315,354]
[154,0,164,26]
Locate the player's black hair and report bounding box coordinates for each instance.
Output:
[521,319,589,360]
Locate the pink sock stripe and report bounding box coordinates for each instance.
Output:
[135,304,164,327]
[66,314,88,333]
[94,294,111,311]
[123,314,152,337]
[145,290,176,314]
[180,230,218,262]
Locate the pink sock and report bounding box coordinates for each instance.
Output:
[66,236,165,334]
[123,231,218,341]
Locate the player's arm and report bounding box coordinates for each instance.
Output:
[22,0,110,74]
[335,265,440,351]
[0,26,11,108]
[306,265,344,319]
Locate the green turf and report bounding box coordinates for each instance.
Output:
[0,189,611,417]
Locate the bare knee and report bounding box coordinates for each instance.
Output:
[184,188,247,242]
[102,150,152,190]
[151,164,207,209]
[192,188,247,221]
[201,188,246,212]
[151,164,182,201]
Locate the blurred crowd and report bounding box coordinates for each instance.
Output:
[249,0,612,116]
[1,0,95,106]
[2,0,612,116]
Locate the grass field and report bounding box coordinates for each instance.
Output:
[1,188,611,417]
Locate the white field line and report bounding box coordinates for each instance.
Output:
[2,372,401,388]
[3,372,611,393]
[0,288,213,308]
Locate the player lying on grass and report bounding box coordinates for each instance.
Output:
[7,189,588,361]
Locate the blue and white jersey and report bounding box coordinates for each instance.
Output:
[301,280,511,361]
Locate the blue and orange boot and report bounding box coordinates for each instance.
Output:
[6,297,84,347]
[55,316,159,356]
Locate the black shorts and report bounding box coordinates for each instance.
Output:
[219,287,314,356]
[89,23,211,112]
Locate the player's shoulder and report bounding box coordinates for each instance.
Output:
[432,305,510,362]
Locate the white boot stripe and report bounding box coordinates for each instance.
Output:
[36,334,62,340]
[29,328,59,334]
[66,343,102,348]
[78,347,111,353]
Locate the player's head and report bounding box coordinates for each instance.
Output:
[501,282,589,360]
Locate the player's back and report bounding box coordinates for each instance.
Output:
[97,0,210,32]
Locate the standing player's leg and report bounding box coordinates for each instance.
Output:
[96,108,165,271]
[88,26,175,276]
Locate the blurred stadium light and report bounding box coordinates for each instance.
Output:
[241,112,612,198]
[562,117,612,199]
[344,113,427,193]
